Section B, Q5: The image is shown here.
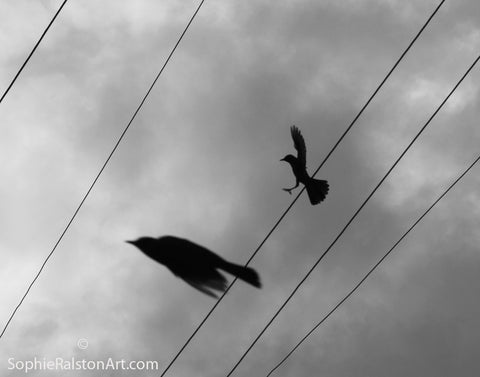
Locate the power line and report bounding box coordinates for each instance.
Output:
[158,1,446,375]
[224,54,480,377]
[0,0,70,105]
[0,0,207,340]
[265,152,480,377]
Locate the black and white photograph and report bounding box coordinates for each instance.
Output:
[0,0,479,376]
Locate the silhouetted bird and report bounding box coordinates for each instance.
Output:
[126,236,261,298]
[281,125,329,205]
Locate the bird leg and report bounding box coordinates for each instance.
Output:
[282,180,299,195]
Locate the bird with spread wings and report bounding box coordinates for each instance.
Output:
[281,125,329,205]
[126,236,261,298]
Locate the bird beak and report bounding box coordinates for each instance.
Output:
[280,157,286,162]
[125,240,135,245]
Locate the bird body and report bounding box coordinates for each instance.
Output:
[281,154,310,183]
[127,236,261,298]
[281,126,329,205]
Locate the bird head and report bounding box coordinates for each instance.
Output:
[126,236,171,266]
[125,237,154,252]
[280,154,296,165]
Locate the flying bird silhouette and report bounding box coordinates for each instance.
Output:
[281,125,329,205]
[126,236,261,298]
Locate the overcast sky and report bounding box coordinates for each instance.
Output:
[1,0,479,376]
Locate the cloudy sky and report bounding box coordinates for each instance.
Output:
[1,0,479,376]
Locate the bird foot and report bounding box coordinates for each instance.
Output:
[282,188,293,195]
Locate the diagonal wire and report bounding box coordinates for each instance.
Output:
[265,152,480,377]
[158,1,446,375]
[0,0,70,105]
[225,54,480,377]
[0,0,207,340]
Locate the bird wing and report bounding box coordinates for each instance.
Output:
[183,278,220,298]
[182,270,228,298]
[290,125,306,167]
[167,237,224,265]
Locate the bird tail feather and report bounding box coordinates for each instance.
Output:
[305,178,329,205]
[221,262,261,288]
